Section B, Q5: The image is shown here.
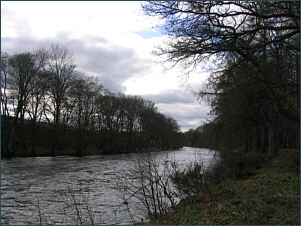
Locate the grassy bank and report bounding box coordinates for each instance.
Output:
[142,149,300,225]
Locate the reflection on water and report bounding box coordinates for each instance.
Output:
[1,147,219,225]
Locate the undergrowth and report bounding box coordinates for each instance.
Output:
[140,149,300,225]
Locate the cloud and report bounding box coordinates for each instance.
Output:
[143,89,195,104]
[141,89,212,130]
[2,33,154,93]
[1,1,165,93]
[156,101,212,131]
[1,1,213,130]
[1,1,160,41]
[1,6,31,38]
[2,33,212,130]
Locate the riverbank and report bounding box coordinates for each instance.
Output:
[9,145,183,158]
[141,149,300,225]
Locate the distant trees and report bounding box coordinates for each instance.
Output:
[1,45,181,158]
[1,49,48,157]
[143,1,300,156]
[92,92,180,155]
[181,127,202,148]
[68,75,103,156]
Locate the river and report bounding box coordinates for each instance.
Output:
[1,147,219,225]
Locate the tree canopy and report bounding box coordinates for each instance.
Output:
[143,1,300,156]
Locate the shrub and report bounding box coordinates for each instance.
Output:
[170,162,209,198]
[207,150,265,183]
[117,153,178,222]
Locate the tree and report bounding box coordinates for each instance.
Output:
[7,51,48,121]
[68,74,103,156]
[1,52,11,118]
[143,1,299,120]
[47,44,77,125]
[142,1,300,156]
[46,43,78,155]
[1,49,47,157]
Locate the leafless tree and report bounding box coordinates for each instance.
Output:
[46,43,78,155]
[142,1,300,157]
[1,49,47,157]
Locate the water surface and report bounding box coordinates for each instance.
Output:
[1,147,219,225]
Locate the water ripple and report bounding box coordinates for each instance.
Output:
[1,147,219,225]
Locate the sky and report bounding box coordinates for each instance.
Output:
[1,1,213,131]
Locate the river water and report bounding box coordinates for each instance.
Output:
[1,147,219,225]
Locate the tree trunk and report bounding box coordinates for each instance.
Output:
[255,124,262,152]
[268,107,278,158]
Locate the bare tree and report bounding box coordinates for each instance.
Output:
[142,1,300,157]
[68,74,103,156]
[142,1,299,123]
[46,43,77,155]
[1,52,11,118]
[1,49,47,157]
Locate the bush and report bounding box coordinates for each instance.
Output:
[170,162,209,198]
[207,150,265,183]
[117,153,178,222]
[169,150,265,200]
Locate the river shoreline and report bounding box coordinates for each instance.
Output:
[139,149,300,225]
[4,145,184,158]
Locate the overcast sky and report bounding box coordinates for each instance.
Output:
[1,1,213,131]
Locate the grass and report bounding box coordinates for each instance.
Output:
[140,149,300,225]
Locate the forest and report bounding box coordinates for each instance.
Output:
[1,45,181,158]
[145,1,300,157]
[139,2,300,224]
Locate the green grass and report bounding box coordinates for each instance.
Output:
[141,149,300,225]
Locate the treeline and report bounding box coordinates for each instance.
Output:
[1,44,181,158]
[143,1,300,157]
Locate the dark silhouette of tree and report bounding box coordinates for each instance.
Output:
[1,52,11,118]
[46,44,78,155]
[1,50,47,157]
[68,75,103,156]
[142,1,300,156]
